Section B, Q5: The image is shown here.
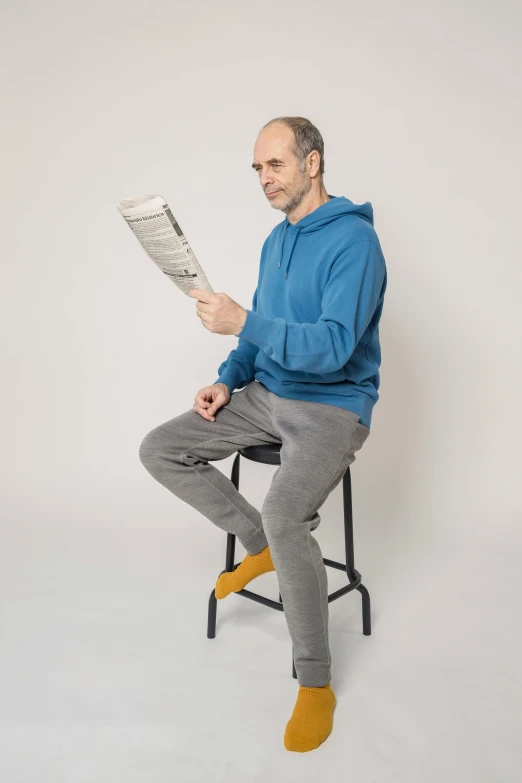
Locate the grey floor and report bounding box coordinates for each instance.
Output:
[0,474,519,783]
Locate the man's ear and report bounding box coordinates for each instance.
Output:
[308,150,321,178]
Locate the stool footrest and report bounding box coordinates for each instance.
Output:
[218,560,362,607]
[234,587,285,611]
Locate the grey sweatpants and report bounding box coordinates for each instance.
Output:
[138,379,370,687]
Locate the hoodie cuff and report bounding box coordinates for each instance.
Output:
[213,367,239,393]
[235,309,282,351]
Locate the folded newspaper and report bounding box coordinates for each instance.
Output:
[116,195,214,295]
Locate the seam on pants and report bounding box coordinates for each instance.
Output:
[306,532,331,672]
[294,422,359,529]
[301,427,360,674]
[179,430,277,542]
[179,429,277,464]
[269,389,280,439]
[192,463,263,543]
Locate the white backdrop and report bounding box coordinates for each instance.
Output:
[1,1,521,781]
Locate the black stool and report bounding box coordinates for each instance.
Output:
[207,443,371,679]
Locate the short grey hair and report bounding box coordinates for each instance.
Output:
[263,116,325,176]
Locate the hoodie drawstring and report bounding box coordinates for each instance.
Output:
[279,225,302,280]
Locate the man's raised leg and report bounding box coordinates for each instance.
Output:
[138,380,281,576]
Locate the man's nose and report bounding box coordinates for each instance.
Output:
[260,169,274,188]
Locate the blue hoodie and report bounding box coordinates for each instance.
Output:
[214,195,387,430]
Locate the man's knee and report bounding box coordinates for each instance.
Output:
[139,425,167,472]
[262,492,311,542]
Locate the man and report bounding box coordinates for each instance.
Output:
[139,116,387,752]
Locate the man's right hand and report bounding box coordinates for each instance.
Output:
[193,383,231,422]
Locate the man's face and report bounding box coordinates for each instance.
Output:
[252,123,312,214]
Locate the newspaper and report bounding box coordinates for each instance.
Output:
[116,195,214,295]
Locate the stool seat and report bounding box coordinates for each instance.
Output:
[238,443,282,465]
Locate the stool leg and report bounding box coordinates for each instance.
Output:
[342,470,356,579]
[226,453,240,572]
[207,453,241,639]
[358,583,372,636]
[343,469,372,635]
[225,532,236,573]
[207,590,217,638]
[279,592,297,679]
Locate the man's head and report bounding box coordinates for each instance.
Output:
[252,116,326,216]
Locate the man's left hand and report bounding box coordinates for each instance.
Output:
[188,289,247,335]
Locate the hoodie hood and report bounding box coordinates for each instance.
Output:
[279,195,374,279]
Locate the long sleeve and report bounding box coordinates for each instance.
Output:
[236,239,386,374]
[213,287,261,391]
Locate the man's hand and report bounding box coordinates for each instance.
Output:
[188,289,247,335]
[193,383,230,422]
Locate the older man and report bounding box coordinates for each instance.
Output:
[139,116,387,752]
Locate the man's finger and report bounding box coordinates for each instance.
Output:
[188,289,213,303]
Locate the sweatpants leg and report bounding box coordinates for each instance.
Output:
[138,380,281,554]
[261,392,370,687]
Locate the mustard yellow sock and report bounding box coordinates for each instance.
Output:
[215,545,275,599]
[284,683,337,752]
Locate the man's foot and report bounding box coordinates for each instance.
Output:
[284,683,336,752]
[215,545,275,599]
